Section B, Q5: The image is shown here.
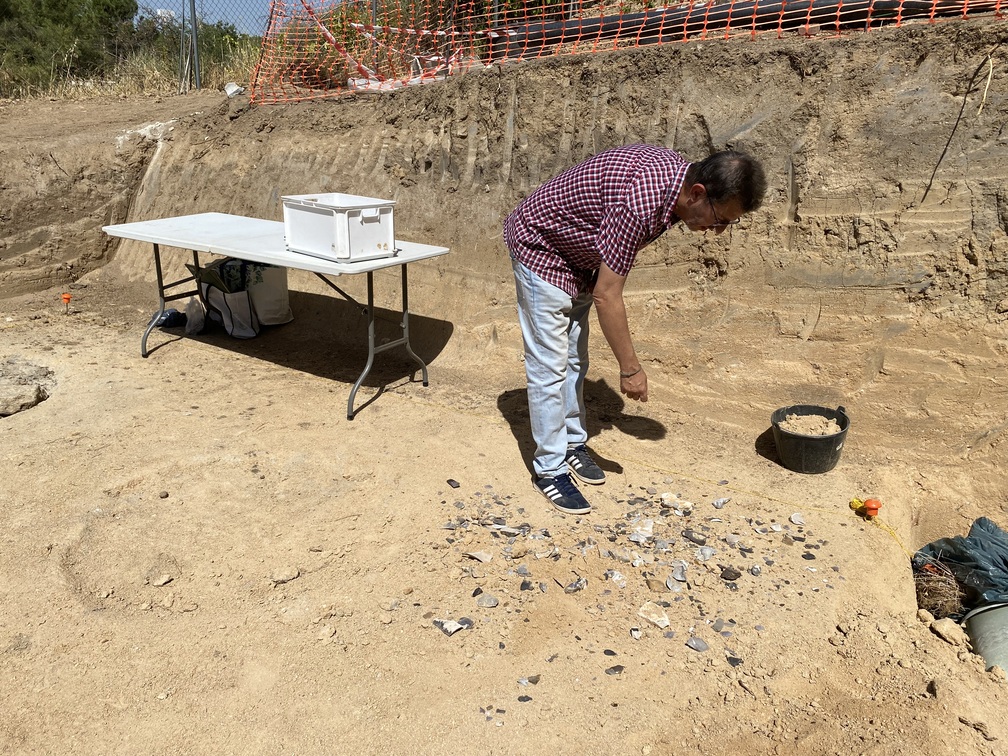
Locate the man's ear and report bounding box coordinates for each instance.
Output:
[686,183,707,204]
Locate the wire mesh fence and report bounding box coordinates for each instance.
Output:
[249,0,1004,103]
[147,0,274,38]
[143,1,272,92]
[0,1,271,98]
[1,0,1002,99]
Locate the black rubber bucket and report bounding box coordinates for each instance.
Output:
[770,404,850,474]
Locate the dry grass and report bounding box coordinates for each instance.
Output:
[3,38,261,101]
[914,558,966,619]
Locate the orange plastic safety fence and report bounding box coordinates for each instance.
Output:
[250,0,1003,102]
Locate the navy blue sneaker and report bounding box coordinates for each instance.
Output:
[565,445,606,485]
[534,473,591,515]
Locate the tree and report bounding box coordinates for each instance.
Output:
[0,0,139,85]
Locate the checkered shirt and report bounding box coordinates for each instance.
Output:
[504,144,690,298]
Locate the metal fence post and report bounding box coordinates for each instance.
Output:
[371,0,379,64]
[178,1,187,93]
[189,0,202,89]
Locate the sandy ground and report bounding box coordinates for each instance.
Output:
[2,18,1008,756]
[2,264,1007,754]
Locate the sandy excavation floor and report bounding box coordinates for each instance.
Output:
[2,20,1008,755]
[2,260,1007,754]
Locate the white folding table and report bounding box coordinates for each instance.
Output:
[103,212,449,419]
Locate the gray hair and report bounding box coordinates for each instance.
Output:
[685,151,767,213]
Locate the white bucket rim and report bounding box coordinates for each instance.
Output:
[962,602,1008,624]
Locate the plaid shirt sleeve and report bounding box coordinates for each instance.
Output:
[597,203,650,277]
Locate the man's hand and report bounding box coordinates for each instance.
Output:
[620,367,648,402]
[594,262,650,403]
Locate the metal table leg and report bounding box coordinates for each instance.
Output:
[347,271,376,419]
[141,243,166,358]
[345,264,430,420]
[141,244,200,358]
[401,264,429,386]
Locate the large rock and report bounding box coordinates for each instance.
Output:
[930,617,971,648]
[0,381,46,416]
[0,358,54,416]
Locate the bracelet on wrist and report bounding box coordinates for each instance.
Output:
[619,366,642,379]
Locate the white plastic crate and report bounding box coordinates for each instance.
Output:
[282,193,396,262]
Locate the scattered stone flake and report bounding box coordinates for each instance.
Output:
[464,551,493,563]
[151,574,173,587]
[605,664,625,676]
[720,566,742,581]
[434,619,465,636]
[638,601,670,629]
[790,512,806,526]
[686,637,710,652]
[631,519,654,538]
[683,529,706,546]
[609,546,634,563]
[563,576,588,594]
[476,594,499,608]
[605,569,627,588]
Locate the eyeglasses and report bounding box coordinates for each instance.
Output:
[707,194,741,228]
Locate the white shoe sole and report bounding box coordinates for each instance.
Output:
[534,479,592,514]
[566,462,606,486]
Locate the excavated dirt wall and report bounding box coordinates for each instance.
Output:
[5,21,1005,322]
[39,21,1008,324]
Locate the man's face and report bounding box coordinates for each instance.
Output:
[680,185,744,236]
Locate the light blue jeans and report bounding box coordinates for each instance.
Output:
[511,258,593,479]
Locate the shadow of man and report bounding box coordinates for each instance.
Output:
[497,377,667,478]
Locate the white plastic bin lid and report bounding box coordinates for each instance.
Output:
[282,193,395,209]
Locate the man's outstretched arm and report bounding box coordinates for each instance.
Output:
[593,262,648,402]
